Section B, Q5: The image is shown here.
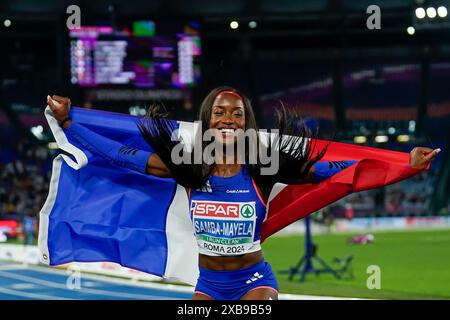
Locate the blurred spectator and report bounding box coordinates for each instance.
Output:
[1,138,52,243]
[23,208,37,245]
[344,203,354,220]
[0,230,6,242]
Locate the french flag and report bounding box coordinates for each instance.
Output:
[38,107,423,285]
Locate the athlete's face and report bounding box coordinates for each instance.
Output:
[209,92,245,145]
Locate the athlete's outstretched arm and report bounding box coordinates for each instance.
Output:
[306,146,439,183]
[47,95,172,177]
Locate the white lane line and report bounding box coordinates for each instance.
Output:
[279,293,363,300]
[83,281,102,288]
[21,264,194,294]
[0,264,27,271]
[0,270,182,300]
[10,283,37,290]
[0,286,72,300]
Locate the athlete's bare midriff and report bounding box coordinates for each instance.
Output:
[199,250,264,271]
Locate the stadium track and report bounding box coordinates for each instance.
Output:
[0,261,358,300]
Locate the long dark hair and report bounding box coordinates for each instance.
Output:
[137,86,327,191]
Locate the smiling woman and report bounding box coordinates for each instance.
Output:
[46,87,439,301]
[137,86,326,190]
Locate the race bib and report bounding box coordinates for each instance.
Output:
[191,200,258,255]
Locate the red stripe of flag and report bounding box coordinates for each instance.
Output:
[260,140,424,241]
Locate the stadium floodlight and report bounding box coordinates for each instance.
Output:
[48,142,58,150]
[375,135,389,143]
[438,6,448,18]
[3,19,11,27]
[354,136,367,144]
[427,7,437,18]
[129,106,146,116]
[408,120,416,132]
[31,125,45,140]
[397,135,410,143]
[415,7,426,19]
[407,26,415,35]
[248,21,258,29]
[388,127,396,134]
[230,21,239,29]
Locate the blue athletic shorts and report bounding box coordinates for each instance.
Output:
[194,259,279,300]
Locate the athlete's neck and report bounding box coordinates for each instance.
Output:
[211,164,242,177]
[213,143,241,165]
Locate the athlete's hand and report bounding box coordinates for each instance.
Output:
[47,95,72,128]
[409,147,441,169]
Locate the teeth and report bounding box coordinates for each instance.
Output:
[221,129,234,134]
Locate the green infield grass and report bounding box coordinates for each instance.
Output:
[262,229,450,299]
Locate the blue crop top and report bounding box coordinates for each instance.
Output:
[188,167,267,256]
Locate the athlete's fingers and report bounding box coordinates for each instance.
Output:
[411,147,433,156]
[52,95,66,103]
[47,95,58,111]
[409,147,440,169]
[423,148,441,162]
[419,147,434,154]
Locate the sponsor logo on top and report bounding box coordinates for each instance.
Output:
[192,201,256,219]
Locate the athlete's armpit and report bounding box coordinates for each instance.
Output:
[146,153,172,177]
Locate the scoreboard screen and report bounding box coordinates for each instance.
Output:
[69,21,201,89]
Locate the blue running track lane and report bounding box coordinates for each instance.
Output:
[0,261,193,300]
[0,261,351,300]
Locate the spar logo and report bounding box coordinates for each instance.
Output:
[192,201,256,219]
[241,204,255,218]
